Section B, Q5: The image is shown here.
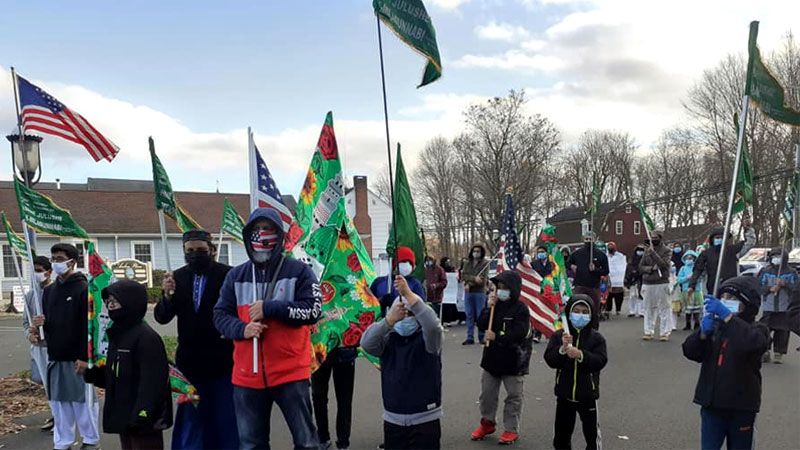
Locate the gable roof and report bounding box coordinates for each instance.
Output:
[0,178,296,235]
[548,200,630,223]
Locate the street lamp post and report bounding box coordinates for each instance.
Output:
[7,131,43,187]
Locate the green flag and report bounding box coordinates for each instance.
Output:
[2,211,31,260]
[312,225,381,372]
[14,179,89,239]
[293,112,377,282]
[221,198,246,244]
[373,0,442,88]
[386,144,425,281]
[732,113,754,215]
[591,173,600,215]
[783,172,799,241]
[637,202,655,232]
[149,137,201,232]
[87,242,112,368]
[746,21,800,126]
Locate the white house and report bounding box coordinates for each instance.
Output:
[344,175,393,276]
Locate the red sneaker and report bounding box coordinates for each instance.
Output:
[498,431,519,445]
[470,418,496,441]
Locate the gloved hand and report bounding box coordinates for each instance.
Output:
[704,295,732,320]
[700,314,717,335]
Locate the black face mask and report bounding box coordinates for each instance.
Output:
[584,241,592,248]
[185,251,212,273]
[651,240,661,247]
[608,248,616,254]
[108,308,126,323]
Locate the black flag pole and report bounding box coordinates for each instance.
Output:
[376,15,399,275]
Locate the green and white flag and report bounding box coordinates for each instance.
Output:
[149,137,201,232]
[637,202,655,232]
[386,144,425,281]
[782,172,799,240]
[221,198,245,244]
[374,0,442,88]
[746,21,800,126]
[1,211,31,260]
[590,173,600,215]
[14,179,89,239]
[732,113,754,215]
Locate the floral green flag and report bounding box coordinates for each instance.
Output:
[87,242,112,368]
[312,225,381,371]
[539,226,570,331]
[14,179,89,239]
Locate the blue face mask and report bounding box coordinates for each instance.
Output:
[673,248,682,254]
[685,260,695,267]
[394,317,420,336]
[713,238,723,246]
[537,252,547,260]
[569,312,591,329]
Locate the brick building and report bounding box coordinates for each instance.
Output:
[546,200,645,258]
[345,175,393,276]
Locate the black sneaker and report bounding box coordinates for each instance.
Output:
[41,416,54,432]
[462,339,475,345]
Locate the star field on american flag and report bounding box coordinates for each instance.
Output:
[253,144,293,231]
[502,192,523,270]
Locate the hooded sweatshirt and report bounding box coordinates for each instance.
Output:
[638,231,672,285]
[42,272,88,362]
[682,276,770,412]
[84,280,172,435]
[758,249,799,315]
[477,271,533,376]
[544,295,608,402]
[214,208,322,389]
[689,226,756,293]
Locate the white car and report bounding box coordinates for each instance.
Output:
[739,248,771,277]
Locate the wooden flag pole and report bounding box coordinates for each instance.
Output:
[485,284,498,348]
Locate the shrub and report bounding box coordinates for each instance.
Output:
[162,335,178,361]
[146,287,163,304]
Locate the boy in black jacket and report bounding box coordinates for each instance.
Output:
[471,271,532,445]
[682,276,769,450]
[544,295,608,450]
[82,280,172,450]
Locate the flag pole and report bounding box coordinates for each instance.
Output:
[11,67,38,251]
[157,210,174,299]
[247,128,259,373]
[19,219,43,340]
[251,264,259,374]
[216,230,224,263]
[712,96,750,296]
[375,16,399,269]
[11,247,33,331]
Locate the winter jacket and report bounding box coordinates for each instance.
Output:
[677,251,702,291]
[214,208,322,389]
[424,263,448,304]
[606,251,627,288]
[42,272,88,362]
[461,244,490,293]
[361,300,443,426]
[371,274,425,318]
[624,246,645,288]
[638,235,672,285]
[477,271,532,376]
[682,317,769,412]
[154,261,233,383]
[531,259,553,279]
[544,296,608,402]
[568,244,609,289]
[84,281,172,435]
[671,249,685,273]
[688,227,756,293]
[758,251,800,314]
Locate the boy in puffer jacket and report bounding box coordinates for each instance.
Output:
[544,295,608,450]
[471,271,532,445]
[682,276,770,450]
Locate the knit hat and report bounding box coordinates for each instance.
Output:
[397,246,415,266]
[183,229,212,243]
[718,276,762,323]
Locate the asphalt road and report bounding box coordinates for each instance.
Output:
[1,311,798,450]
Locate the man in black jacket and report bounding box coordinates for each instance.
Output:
[471,271,532,445]
[544,295,608,450]
[688,223,756,296]
[569,232,609,328]
[682,276,769,450]
[35,243,100,450]
[83,280,172,449]
[154,229,238,449]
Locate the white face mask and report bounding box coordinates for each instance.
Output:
[496,289,511,301]
[52,260,73,276]
[398,262,413,276]
[771,257,782,267]
[34,272,48,284]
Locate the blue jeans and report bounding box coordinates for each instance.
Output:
[172,376,239,450]
[233,380,319,450]
[700,407,756,450]
[465,292,487,341]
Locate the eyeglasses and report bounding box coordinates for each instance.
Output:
[50,256,71,263]
[104,297,121,308]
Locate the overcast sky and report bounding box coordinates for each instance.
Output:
[1,0,797,198]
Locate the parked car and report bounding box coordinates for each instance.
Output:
[739,248,771,277]
[788,248,800,272]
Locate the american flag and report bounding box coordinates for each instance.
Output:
[496,192,559,337]
[249,140,294,232]
[16,74,118,162]
[250,229,279,251]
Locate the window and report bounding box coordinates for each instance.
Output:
[131,241,153,263]
[615,220,623,235]
[2,244,22,278]
[633,221,641,235]
[73,241,86,270]
[218,243,231,266]
[625,205,632,213]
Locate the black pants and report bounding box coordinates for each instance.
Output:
[770,329,790,354]
[384,419,440,450]
[606,291,624,312]
[120,431,164,450]
[311,358,355,448]
[553,398,600,450]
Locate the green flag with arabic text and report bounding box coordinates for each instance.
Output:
[220,198,245,244]
[746,21,800,126]
[14,179,89,239]
[2,211,31,260]
[149,137,201,232]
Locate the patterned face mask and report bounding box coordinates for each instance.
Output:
[251,230,278,253]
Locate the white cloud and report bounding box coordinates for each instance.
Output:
[474,21,531,42]
[427,0,472,12]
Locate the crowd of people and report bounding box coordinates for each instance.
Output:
[18,209,799,450]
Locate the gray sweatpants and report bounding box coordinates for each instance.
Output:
[479,370,525,433]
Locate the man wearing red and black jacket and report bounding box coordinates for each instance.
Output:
[214,208,322,450]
